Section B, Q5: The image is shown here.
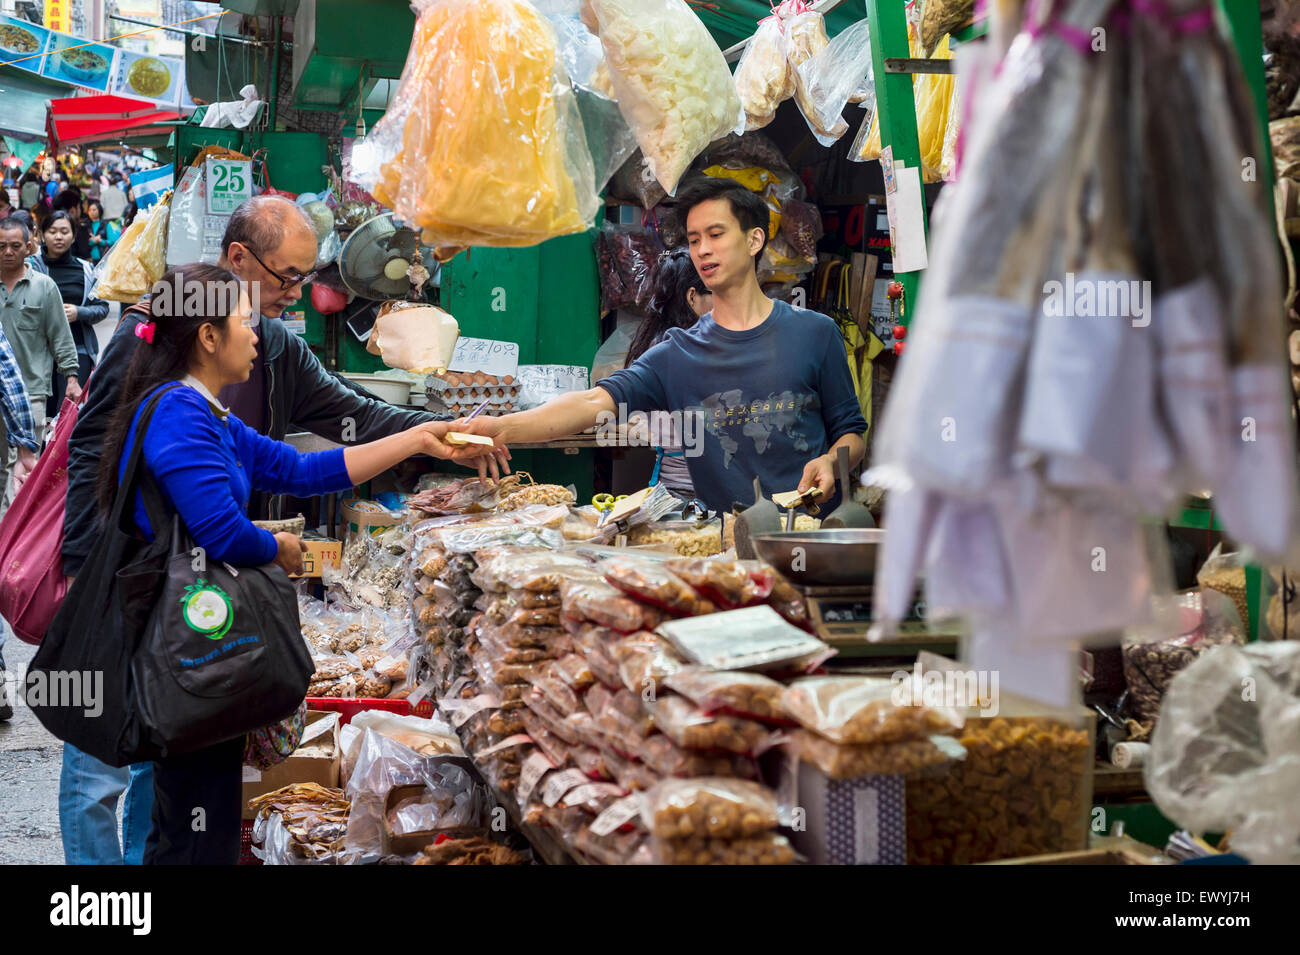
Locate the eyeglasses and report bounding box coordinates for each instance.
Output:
[238,243,317,291]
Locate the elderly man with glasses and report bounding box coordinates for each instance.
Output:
[53,195,495,866]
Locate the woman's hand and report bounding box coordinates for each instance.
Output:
[272,532,307,576]
[414,420,511,481]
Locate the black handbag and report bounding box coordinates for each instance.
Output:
[29,384,312,766]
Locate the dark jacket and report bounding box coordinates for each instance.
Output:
[42,250,108,364]
[62,306,445,575]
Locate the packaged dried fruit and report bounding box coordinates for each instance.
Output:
[524,688,583,744]
[518,706,573,767]
[637,733,759,779]
[649,832,794,865]
[664,666,789,724]
[639,777,779,840]
[569,624,624,687]
[611,632,685,694]
[573,824,648,865]
[664,558,774,609]
[787,729,958,780]
[905,714,1092,865]
[507,587,562,609]
[551,653,596,690]
[602,555,714,615]
[780,675,964,744]
[648,694,776,755]
[526,662,583,714]
[561,577,665,632]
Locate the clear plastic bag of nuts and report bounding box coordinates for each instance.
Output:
[638,777,779,840]
[780,675,965,744]
[649,832,795,865]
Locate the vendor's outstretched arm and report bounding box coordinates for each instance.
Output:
[455,387,617,445]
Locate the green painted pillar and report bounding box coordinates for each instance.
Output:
[441,230,602,500]
[865,0,927,325]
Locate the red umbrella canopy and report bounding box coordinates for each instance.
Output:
[47,94,180,150]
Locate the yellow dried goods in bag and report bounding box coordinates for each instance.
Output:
[854,32,955,182]
[372,0,596,255]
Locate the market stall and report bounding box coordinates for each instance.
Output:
[70,0,1294,867]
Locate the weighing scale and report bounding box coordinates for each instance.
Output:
[750,529,959,659]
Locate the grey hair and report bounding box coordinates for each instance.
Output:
[0,216,29,242]
[220,194,314,258]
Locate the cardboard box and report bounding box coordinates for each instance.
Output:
[381,781,483,855]
[783,761,907,865]
[289,538,342,579]
[342,499,402,540]
[241,710,341,820]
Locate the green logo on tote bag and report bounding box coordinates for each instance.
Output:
[181,579,233,640]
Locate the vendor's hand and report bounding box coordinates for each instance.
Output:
[797,454,836,500]
[273,532,307,577]
[414,420,511,481]
[63,304,78,322]
[13,447,37,491]
[65,377,82,403]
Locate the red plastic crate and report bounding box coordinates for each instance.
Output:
[240,819,262,866]
[305,697,435,725]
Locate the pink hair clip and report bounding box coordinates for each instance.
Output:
[134,321,156,344]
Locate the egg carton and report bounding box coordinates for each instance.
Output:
[428,371,517,388]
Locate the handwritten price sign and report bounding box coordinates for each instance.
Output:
[516,364,589,410]
[447,337,520,378]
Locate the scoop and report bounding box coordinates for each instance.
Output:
[820,445,875,529]
[732,477,781,559]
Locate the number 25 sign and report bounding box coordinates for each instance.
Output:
[206,159,253,215]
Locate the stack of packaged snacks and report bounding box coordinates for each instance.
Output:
[301,597,413,700]
[778,676,965,780]
[638,778,794,865]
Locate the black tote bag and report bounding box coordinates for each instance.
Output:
[29,384,312,766]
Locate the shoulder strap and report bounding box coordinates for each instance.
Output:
[112,383,185,537]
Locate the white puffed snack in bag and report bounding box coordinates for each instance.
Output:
[582,0,744,195]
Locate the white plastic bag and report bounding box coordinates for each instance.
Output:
[583,0,744,195]
[793,17,874,146]
[734,16,793,131]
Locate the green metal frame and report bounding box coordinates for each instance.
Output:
[864,0,927,324]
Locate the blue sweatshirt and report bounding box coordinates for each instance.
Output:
[598,300,868,514]
[119,383,353,565]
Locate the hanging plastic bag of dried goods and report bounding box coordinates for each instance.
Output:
[780,0,848,143]
[1145,641,1300,865]
[539,0,639,192]
[793,17,875,146]
[852,31,955,182]
[598,222,661,313]
[582,0,744,196]
[358,0,598,259]
[920,0,975,55]
[734,15,794,131]
[91,195,170,302]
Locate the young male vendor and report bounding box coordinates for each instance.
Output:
[458,178,867,513]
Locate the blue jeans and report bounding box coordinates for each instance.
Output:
[59,743,154,865]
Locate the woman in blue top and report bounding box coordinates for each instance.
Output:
[95,263,503,864]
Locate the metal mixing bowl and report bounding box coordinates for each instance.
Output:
[750,529,886,588]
